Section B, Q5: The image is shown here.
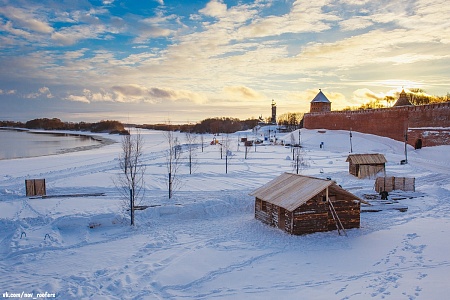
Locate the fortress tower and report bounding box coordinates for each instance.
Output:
[393,89,413,107]
[310,89,331,113]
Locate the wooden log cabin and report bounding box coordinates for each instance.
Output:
[250,173,366,235]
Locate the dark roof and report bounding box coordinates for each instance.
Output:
[346,154,387,165]
[250,173,364,211]
[310,90,331,103]
[393,89,413,107]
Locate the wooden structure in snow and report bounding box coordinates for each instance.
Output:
[346,154,387,179]
[250,173,365,235]
[375,176,415,192]
[25,179,46,197]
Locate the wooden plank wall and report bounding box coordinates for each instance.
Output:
[358,164,385,179]
[375,177,415,192]
[25,179,46,197]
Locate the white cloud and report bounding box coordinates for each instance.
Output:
[0,89,17,95]
[24,87,53,99]
[223,86,265,101]
[339,16,373,31]
[51,24,108,46]
[111,84,207,104]
[65,94,90,103]
[199,0,228,18]
[0,6,53,34]
[65,88,114,103]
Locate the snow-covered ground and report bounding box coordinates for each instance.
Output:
[1,128,450,299]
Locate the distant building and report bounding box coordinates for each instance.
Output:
[310,89,331,113]
[393,89,413,107]
[271,99,277,124]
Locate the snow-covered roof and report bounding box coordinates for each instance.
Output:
[310,90,331,103]
[250,173,362,211]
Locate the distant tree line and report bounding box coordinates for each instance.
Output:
[0,118,129,134]
[138,117,260,134]
[277,112,304,131]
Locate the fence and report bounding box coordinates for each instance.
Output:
[25,179,46,197]
[375,177,415,192]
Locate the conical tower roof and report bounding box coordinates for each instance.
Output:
[310,89,331,103]
[393,89,413,107]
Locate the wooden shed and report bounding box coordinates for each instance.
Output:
[346,154,387,179]
[250,173,365,235]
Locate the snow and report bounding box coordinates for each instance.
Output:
[1,128,450,299]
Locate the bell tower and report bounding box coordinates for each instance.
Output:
[271,99,277,124]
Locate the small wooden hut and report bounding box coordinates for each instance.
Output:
[250,173,365,235]
[346,154,387,179]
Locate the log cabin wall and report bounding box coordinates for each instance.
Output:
[327,199,360,230]
[255,198,277,226]
[255,190,361,235]
[292,195,328,235]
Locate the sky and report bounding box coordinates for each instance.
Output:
[0,0,449,124]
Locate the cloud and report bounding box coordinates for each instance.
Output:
[351,88,386,105]
[111,84,207,103]
[0,89,16,95]
[223,86,264,101]
[24,87,53,99]
[339,16,373,31]
[51,24,109,46]
[65,88,114,103]
[0,20,32,39]
[0,6,53,34]
[236,0,340,40]
[199,0,228,18]
[133,13,176,43]
[65,94,90,103]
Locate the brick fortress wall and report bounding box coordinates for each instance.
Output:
[303,102,450,147]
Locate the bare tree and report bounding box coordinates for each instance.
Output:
[222,134,233,173]
[115,130,145,225]
[164,128,182,199]
[185,130,198,175]
[292,146,309,174]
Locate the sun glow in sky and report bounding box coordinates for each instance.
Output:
[0,0,449,124]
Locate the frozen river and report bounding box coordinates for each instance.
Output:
[0,129,103,160]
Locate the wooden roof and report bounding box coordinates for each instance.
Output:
[250,173,363,211]
[346,154,387,165]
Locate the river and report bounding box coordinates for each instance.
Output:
[0,129,108,160]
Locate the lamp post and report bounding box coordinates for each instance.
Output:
[349,128,353,153]
[404,130,408,164]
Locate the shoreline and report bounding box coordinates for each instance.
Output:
[0,127,117,160]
